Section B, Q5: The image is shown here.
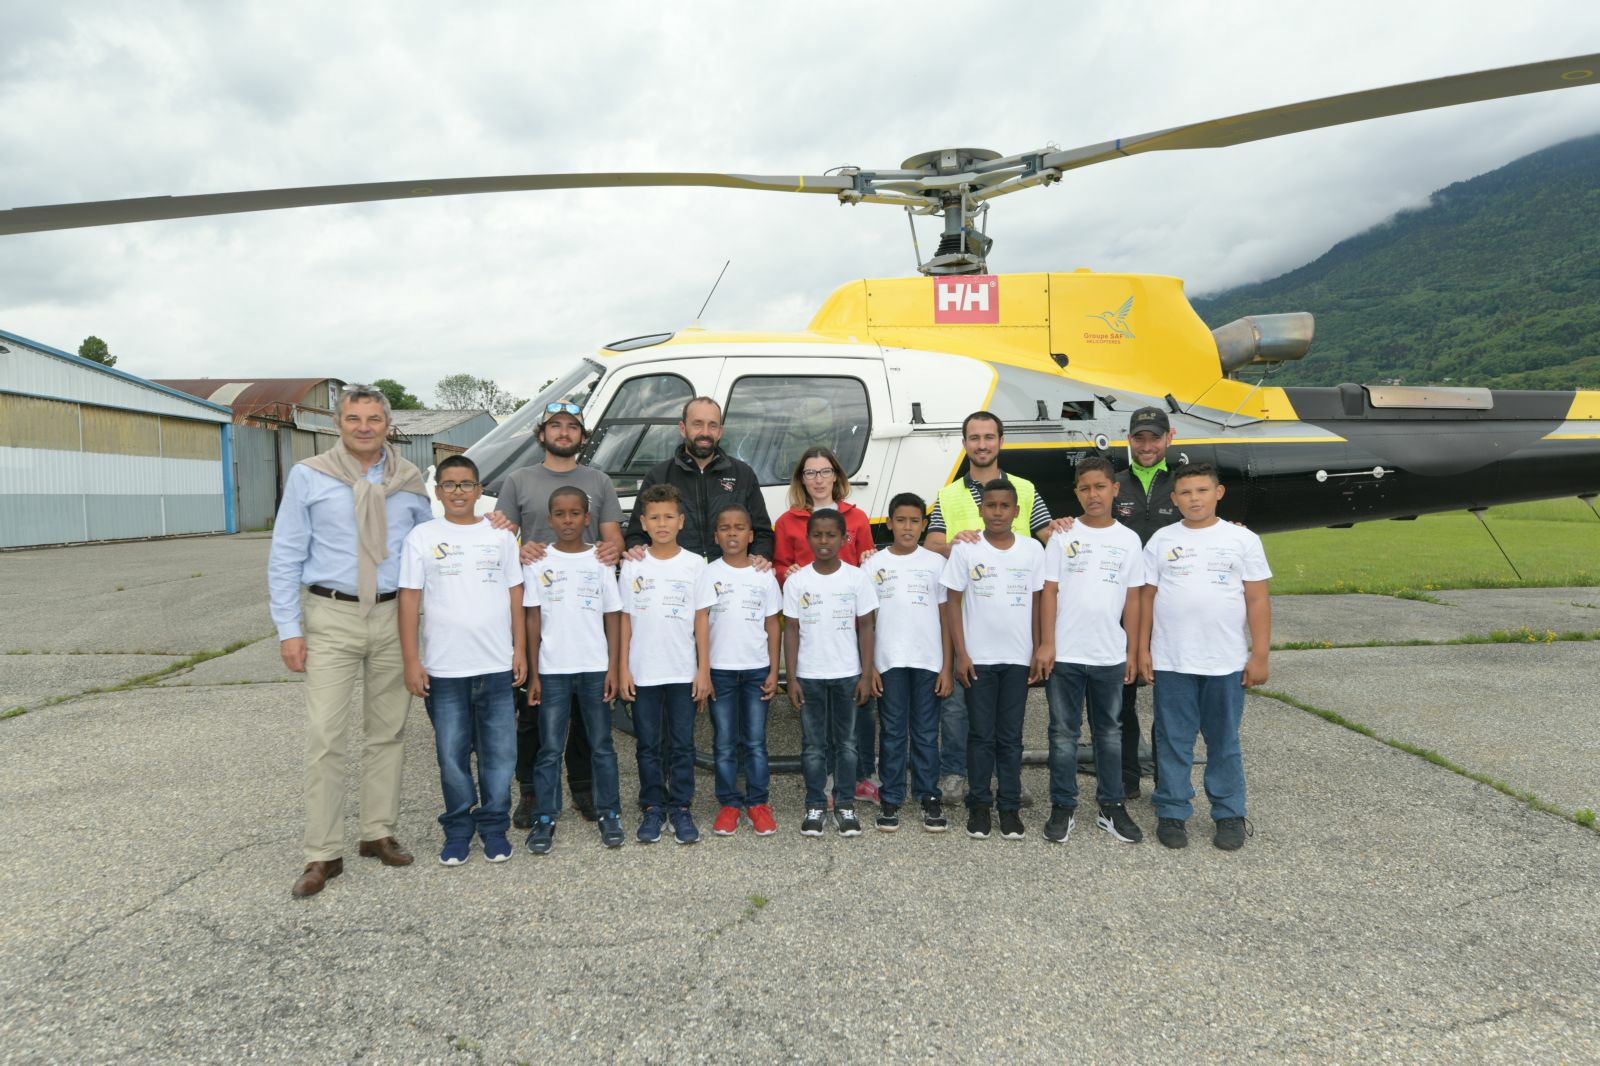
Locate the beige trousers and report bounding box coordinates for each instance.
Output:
[301,595,411,862]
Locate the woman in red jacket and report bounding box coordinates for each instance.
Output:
[772,447,875,587]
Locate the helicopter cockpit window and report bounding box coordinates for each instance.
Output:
[721,375,870,484]
[584,372,695,494]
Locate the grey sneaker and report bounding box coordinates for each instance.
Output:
[1213,817,1253,851]
[1156,817,1188,849]
[1043,804,1076,844]
[938,773,967,802]
[1018,783,1036,810]
[1097,803,1143,844]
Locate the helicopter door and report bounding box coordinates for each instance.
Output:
[715,357,891,520]
[583,363,720,498]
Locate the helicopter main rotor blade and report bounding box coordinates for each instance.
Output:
[0,171,855,237]
[1042,52,1600,174]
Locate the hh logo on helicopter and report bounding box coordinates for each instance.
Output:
[1085,296,1136,342]
[933,276,999,324]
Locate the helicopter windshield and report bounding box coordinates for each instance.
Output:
[467,358,604,495]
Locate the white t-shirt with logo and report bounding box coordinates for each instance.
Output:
[867,547,947,673]
[941,536,1046,666]
[1143,520,1273,676]
[1042,520,1146,667]
[399,517,524,678]
[782,563,878,679]
[695,558,782,671]
[522,546,622,675]
[618,549,706,686]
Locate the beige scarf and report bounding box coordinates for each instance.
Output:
[301,442,428,615]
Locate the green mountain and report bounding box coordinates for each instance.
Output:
[1190,134,1600,389]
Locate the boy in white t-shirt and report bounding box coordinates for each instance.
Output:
[943,479,1045,842]
[398,456,526,867]
[693,504,782,838]
[619,484,710,845]
[865,492,953,833]
[783,509,878,837]
[522,486,625,855]
[1033,457,1145,848]
[1137,463,1272,853]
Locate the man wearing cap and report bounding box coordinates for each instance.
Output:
[269,384,436,898]
[1113,405,1181,798]
[495,402,626,828]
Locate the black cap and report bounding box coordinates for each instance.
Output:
[1128,406,1170,436]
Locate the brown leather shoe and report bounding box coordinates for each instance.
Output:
[358,836,414,866]
[291,858,344,898]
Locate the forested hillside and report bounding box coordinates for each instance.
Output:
[1191,134,1600,389]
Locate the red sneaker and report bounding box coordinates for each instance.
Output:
[747,804,778,836]
[712,806,741,836]
[854,778,881,806]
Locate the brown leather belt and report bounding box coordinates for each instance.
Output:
[308,585,398,604]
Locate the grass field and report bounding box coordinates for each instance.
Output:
[1263,498,1600,595]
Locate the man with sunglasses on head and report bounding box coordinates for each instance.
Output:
[494,402,626,828]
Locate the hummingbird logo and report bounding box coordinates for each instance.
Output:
[1088,296,1135,338]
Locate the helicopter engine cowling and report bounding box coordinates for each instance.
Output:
[1212,312,1315,373]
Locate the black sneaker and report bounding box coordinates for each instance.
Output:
[1043,804,1076,844]
[1156,817,1188,849]
[1097,803,1143,844]
[998,810,1025,840]
[1213,817,1253,851]
[835,808,862,836]
[876,804,900,832]
[800,807,826,837]
[512,792,535,830]
[966,804,991,839]
[525,816,555,855]
[598,811,624,849]
[571,790,598,822]
[921,797,948,833]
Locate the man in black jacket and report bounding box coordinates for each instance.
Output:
[624,396,776,565]
[1113,406,1180,798]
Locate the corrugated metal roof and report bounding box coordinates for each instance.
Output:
[153,377,343,424]
[0,327,233,420]
[389,409,493,435]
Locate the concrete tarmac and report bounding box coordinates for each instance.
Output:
[1,535,1597,1063]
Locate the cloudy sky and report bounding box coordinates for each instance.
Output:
[5,2,1600,404]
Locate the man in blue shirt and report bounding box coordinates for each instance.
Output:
[269,384,444,897]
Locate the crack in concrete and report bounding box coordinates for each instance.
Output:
[43,836,276,981]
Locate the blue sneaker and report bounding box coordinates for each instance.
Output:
[481,830,512,863]
[637,806,665,844]
[598,811,624,848]
[525,816,555,855]
[438,839,471,866]
[670,806,700,845]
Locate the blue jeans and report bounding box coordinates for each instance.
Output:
[966,663,1028,810]
[798,675,859,809]
[424,671,516,841]
[1152,670,1246,822]
[1045,661,1126,809]
[632,682,696,809]
[855,697,878,780]
[535,671,621,819]
[708,668,770,807]
[877,667,940,806]
[939,684,967,776]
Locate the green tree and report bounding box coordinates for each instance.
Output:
[434,373,525,415]
[78,335,115,368]
[372,377,424,410]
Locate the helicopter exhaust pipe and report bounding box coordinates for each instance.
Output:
[1213,312,1315,373]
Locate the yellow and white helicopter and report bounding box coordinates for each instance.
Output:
[6,52,1599,532]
